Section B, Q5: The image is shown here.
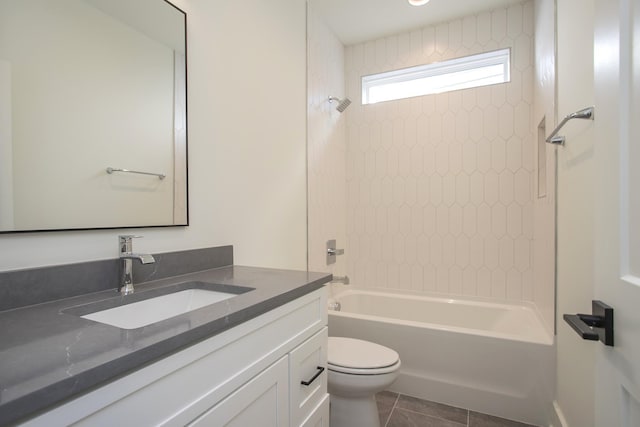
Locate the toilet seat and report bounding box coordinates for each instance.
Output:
[328,337,400,375]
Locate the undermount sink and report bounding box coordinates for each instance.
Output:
[82,289,236,329]
[64,282,254,330]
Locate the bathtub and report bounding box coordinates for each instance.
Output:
[328,288,555,426]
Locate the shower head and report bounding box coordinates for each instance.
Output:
[328,96,352,113]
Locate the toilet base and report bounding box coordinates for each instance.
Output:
[330,394,380,427]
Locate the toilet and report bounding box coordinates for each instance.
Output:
[327,337,401,427]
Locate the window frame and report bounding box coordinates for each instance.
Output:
[361,48,511,105]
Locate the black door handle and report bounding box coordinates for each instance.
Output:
[563,314,600,340]
[563,300,614,346]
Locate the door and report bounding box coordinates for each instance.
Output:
[593,0,640,425]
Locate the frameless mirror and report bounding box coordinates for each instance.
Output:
[0,0,187,233]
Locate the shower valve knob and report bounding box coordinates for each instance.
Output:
[326,239,344,265]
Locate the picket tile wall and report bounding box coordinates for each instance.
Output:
[343,2,536,300]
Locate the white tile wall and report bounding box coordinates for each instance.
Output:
[342,2,536,301]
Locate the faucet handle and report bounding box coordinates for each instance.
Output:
[119,235,143,253]
[119,235,143,243]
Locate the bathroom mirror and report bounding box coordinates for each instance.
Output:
[0,0,187,233]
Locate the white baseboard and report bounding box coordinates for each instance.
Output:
[549,400,568,427]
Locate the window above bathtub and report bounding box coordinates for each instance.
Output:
[361,48,511,104]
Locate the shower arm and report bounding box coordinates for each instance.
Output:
[546,106,595,145]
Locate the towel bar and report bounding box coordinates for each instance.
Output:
[106,167,166,180]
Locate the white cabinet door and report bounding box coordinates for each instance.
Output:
[188,356,289,427]
[300,394,330,427]
[289,327,328,426]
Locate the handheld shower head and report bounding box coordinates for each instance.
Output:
[328,96,352,113]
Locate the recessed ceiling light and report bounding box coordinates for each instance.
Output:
[408,0,430,6]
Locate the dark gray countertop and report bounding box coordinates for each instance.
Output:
[0,265,331,426]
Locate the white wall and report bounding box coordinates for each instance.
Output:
[343,2,537,304]
[0,0,308,272]
[555,0,596,425]
[307,4,347,277]
[532,0,557,339]
[0,60,13,229]
[532,2,558,423]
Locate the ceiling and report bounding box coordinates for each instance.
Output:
[311,0,525,45]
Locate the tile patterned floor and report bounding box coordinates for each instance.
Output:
[376,391,539,427]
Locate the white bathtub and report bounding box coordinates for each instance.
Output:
[328,288,555,426]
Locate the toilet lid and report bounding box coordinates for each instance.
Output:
[328,337,399,370]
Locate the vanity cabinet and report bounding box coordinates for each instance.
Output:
[20,288,328,427]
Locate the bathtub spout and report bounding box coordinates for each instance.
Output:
[331,275,350,285]
[328,300,342,311]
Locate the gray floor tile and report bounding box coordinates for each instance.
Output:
[377,391,399,426]
[375,390,542,427]
[395,395,469,425]
[468,411,538,427]
[387,408,467,427]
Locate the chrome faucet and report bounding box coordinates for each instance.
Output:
[331,275,350,285]
[118,235,155,295]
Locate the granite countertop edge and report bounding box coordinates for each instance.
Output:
[0,265,331,426]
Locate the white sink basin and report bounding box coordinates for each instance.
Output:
[82,288,238,329]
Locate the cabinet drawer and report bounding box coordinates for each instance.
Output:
[300,394,329,427]
[289,326,328,426]
[188,356,289,427]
